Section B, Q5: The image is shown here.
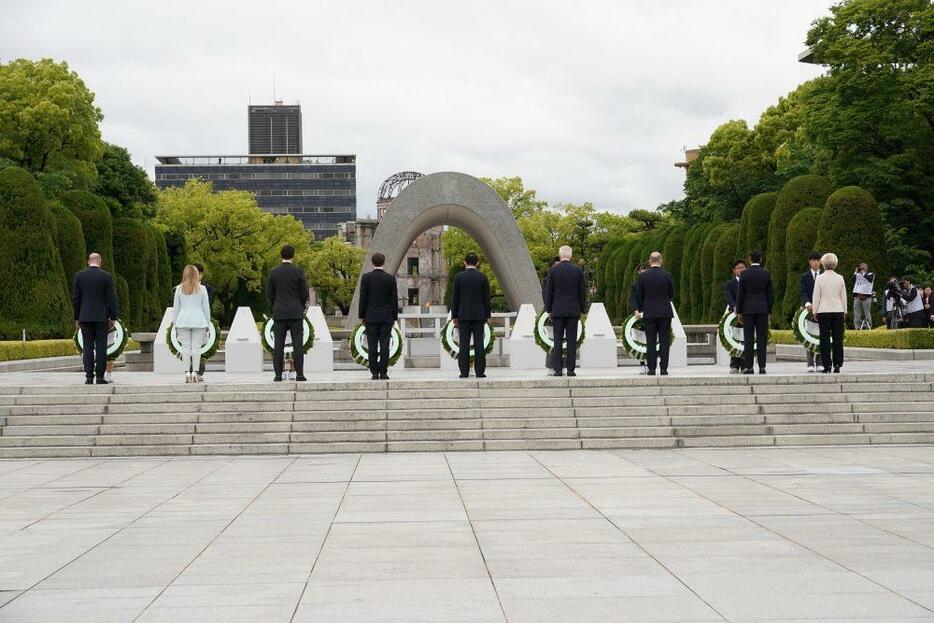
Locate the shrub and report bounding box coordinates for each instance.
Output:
[679,225,706,322]
[662,224,686,292]
[163,228,188,284]
[710,223,741,319]
[0,167,72,339]
[685,223,718,323]
[48,200,87,282]
[62,190,115,272]
[115,274,130,325]
[771,328,934,349]
[767,175,833,318]
[0,338,140,362]
[700,223,729,322]
[815,186,888,309]
[737,192,777,262]
[779,207,823,325]
[113,217,151,330]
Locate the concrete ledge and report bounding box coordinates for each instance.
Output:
[777,344,934,361]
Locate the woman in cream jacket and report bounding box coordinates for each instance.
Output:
[811,253,848,373]
[172,265,212,383]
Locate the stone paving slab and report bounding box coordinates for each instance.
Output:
[1,447,934,621]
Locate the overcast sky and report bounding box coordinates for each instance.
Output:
[2,0,827,218]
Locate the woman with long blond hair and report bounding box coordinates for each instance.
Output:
[172,264,212,382]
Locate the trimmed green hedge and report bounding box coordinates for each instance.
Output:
[48,200,87,282]
[662,224,686,294]
[0,167,72,340]
[767,175,833,320]
[0,338,141,362]
[771,328,934,349]
[113,217,151,330]
[710,223,741,319]
[700,223,729,322]
[62,190,115,273]
[737,192,777,262]
[815,186,888,319]
[779,207,823,324]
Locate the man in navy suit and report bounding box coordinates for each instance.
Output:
[451,252,492,378]
[723,259,745,373]
[799,251,823,372]
[359,252,399,380]
[544,246,587,376]
[71,253,119,385]
[736,250,773,374]
[636,251,675,376]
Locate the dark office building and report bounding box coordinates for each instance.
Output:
[248,103,302,154]
[154,154,356,238]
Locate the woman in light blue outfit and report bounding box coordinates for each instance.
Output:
[173,264,212,383]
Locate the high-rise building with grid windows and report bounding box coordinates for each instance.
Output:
[248,102,302,154]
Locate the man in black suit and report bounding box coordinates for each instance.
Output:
[544,246,587,377]
[358,252,399,380]
[194,263,214,381]
[71,253,119,385]
[723,259,746,373]
[451,252,492,378]
[799,251,822,372]
[736,249,773,374]
[636,252,675,376]
[629,264,648,374]
[267,245,309,382]
[542,256,561,370]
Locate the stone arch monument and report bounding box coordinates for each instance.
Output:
[347,171,543,326]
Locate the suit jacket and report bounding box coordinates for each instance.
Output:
[544,260,586,318]
[358,268,398,323]
[71,266,119,323]
[628,283,639,314]
[636,266,674,319]
[811,269,848,314]
[724,278,739,311]
[267,262,309,320]
[451,268,491,322]
[799,270,820,306]
[736,265,773,315]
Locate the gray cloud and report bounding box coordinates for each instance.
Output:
[1,0,827,218]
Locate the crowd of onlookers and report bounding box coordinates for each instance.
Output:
[848,264,931,329]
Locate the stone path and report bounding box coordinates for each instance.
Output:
[2,447,934,621]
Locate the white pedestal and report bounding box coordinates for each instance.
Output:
[579,303,617,368]
[154,308,185,374]
[439,313,459,371]
[305,306,334,373]
[508,304,543,370]
[669,303,689,368]
[225,307,263,374]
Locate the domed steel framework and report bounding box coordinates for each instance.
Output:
[378,171,424,201]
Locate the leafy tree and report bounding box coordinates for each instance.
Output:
[62,190,115,273]
[480,176,547,219]
[155,179,314,324]
[0,59,102,179]
[94,143,157,219]
[307,236,365,315]
[0,167,71,338]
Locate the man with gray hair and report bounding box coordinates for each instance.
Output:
[636,251,675,375]
[71,253,119,384]
[544,245,587,376]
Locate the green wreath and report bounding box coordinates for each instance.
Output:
[260,316,314,355]
[534,310,586,354]
[166,319,221,361]
[621,313,676,362]
[73,320,131,361]
[349,323,404,368]
[792,306,823,354]
[717,310,744,358]
[440,319,495,363]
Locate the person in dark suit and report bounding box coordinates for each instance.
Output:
[267,245,309,382]
[723,259,746,372]
[636,251,675,376]
[544,246,587,377]
[799,251,823,372]
[451,252,492,378]
[629,264,648,374]
[358,252,399,380]
[736,249,773,374]
[194,263,214,380]
[542,256,561,371]
[71,253,119,385]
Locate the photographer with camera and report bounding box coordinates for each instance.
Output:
[852,263,875,329]
[884,277,903,329]
[901,276,927,328]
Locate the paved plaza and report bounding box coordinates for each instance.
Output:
[1,447,933,621]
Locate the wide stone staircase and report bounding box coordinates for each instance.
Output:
[1,373,933,458]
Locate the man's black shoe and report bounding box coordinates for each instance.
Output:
[833,367,840,373]
[647,370,656,376]
[821,368,831,374]
[553,370,563,377]
[758,369,767,375]
[95,378,109,385]
[85,378,94,385]
[273,376,282,382]
[379,373,389,380]
[459,374,469,379]
[476,374,486,378]
[371,374,380,380]
[295,376,307,382]
[742,369,754,375]
[660,370,668,376]
[566,371,576,377]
